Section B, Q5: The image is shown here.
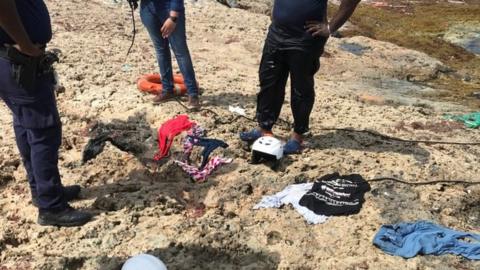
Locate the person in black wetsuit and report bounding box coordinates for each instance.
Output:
[240,0,361,154]
[0,0,92,227]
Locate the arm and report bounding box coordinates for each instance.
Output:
[161,10,179,38]
[170,0,184,14]
[306,0,361,38]
[0,0,42,56]
[328,0,361,33]
[170,10,179,18]
[161,0,184,38]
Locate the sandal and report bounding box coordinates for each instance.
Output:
[152,92,174,105]
[239,128,272,142]
[283,139,303,155]
[187,95,201,111]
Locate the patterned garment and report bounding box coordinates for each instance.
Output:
[175,124,232,182]
[183,124,205,158]
[174,157,232,182]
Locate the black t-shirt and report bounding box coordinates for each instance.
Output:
[299,173,371,216]
[0,0,52,45]
[272,0,327,33]
[268,0,328,51]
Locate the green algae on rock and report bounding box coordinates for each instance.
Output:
[444,23,480,55]
[333,2,480,108]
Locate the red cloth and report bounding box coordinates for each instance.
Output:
[154,115,194,160]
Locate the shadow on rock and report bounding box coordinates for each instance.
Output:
[82,160,237,217]
[309,130,431,162]
[79,109,239,215]
[88,243,280,270]
[369,182,435,224]
[146,243,280,270]
[81,111,156,166]
[199,92,256,110]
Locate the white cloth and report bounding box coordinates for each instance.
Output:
[228,105,246,116]
[253,183,329,225]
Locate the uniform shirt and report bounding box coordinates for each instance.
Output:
[0,0,52,45]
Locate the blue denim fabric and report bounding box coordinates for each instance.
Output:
[140,0,198,97]
[373,221,480,260]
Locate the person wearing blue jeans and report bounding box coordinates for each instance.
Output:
[140,0,200,110]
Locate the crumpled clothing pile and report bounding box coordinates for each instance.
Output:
[82,113,153,163]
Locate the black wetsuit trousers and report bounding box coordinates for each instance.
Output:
[256,24,326,135]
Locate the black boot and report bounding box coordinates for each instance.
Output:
[38,206,92,227]
[32,185,82,207]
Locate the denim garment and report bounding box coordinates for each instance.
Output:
[140,0,199,97]
[373,221,480,260]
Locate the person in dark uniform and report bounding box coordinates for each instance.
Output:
[240,0,361,154]
[0,0,92,226]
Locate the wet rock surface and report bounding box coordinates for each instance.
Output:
[444,23,480,55]
[345,0,480,108]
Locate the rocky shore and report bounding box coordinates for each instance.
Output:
[1,0,479,269]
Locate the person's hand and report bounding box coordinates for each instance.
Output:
[305,21,330,38]
[127,0,138,10]
[161,18,177,38]
[13,43,44,57]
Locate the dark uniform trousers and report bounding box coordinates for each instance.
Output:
[256,23,327,135]
[0,57,66,211]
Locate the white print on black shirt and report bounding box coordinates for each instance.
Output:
[298,173,371,216]
[303,192,360,207]
[323,179,359,189]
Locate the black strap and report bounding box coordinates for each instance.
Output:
[0,46,32,64]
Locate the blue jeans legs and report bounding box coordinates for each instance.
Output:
[140,4,199,97]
